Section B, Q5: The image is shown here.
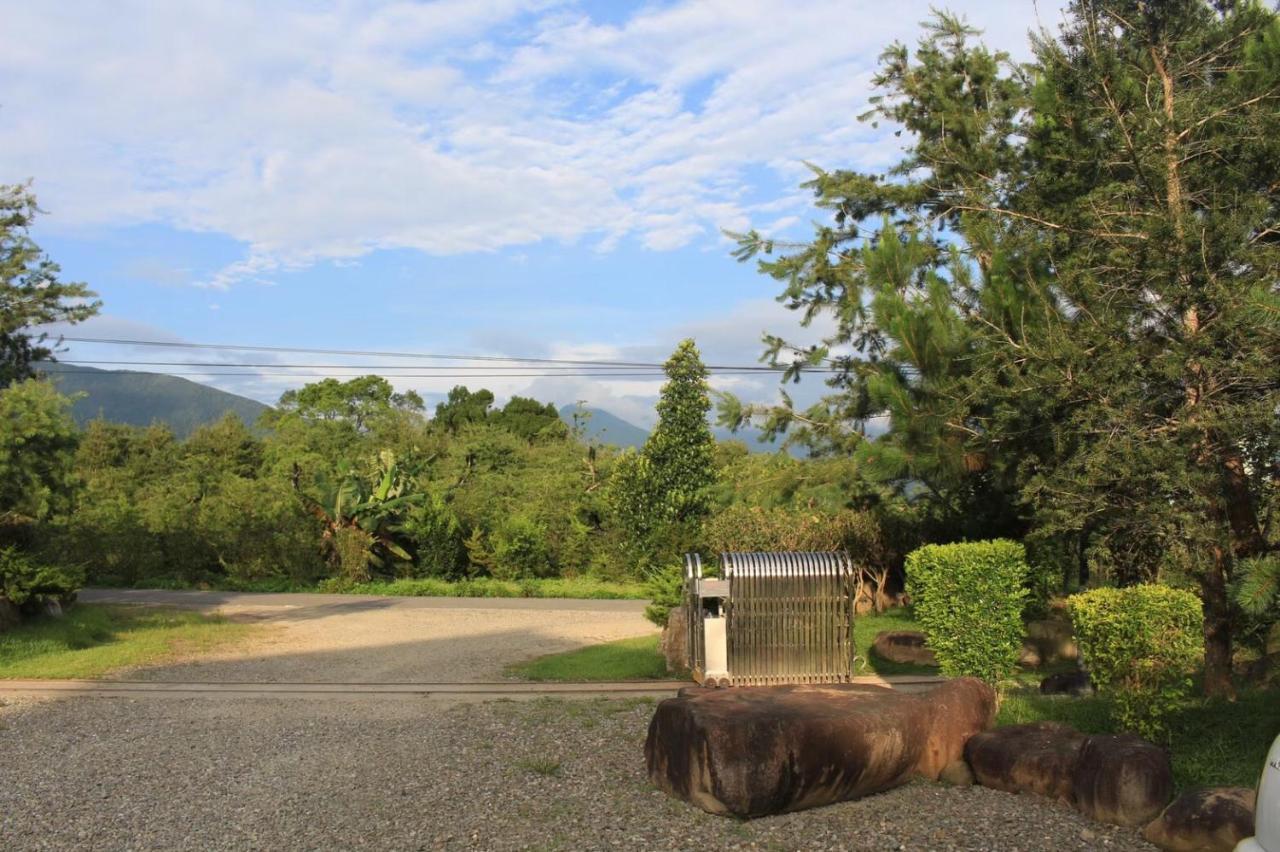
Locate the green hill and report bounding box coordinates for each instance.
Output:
[38,363,270,438]
[558,404,791,454]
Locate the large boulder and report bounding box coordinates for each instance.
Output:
[871,630,937,666]
[965,721,1086,803]
[1142,787,1256,852]
[1039,669,1095,697]
[1073,733,1174,826]
[659,606,688,675]
[645,677,996,818]
[965,723,1172,827]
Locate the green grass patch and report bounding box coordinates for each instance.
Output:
[514,757,563,777]
[507,634,669,681]
[998,686,1280,790]
[0,604,257,679]
[853,607,938,676]
[99,575,648,600]
[331,576,647,600]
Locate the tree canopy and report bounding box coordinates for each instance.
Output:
[1,183,100,387]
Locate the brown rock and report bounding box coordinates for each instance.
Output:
[965,722,1086,803]
[659,606,688,675]
[1039,669,1095,697]
[939,758,974,787]
[645,677,996,817]
[871,630,937,667]
[1018,642,1043,668]
[1025,619,1079,663]
[1142,787,1256,852]
[1072,733,1173,827]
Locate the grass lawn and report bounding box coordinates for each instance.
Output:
[507,635,669,681]
[106,575,648,600]
[0,604,257,679]
[853,608,937,676]
[998,685,1280,790]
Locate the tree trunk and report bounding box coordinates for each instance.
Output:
[1200,545,1235,698]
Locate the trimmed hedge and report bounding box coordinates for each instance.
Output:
[1068,585,1203,740]
[905,539,1029,683]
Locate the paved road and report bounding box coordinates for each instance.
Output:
[77,588,658,684]
[80,587,648,612]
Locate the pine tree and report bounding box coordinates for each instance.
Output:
[608,339,715,562]
[1,183,100,387]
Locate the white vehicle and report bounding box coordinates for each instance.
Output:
[1238,733,1280,852]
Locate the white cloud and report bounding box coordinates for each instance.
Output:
[1,0,1062,286]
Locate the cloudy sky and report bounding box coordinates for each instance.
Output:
[3,0,1063,426]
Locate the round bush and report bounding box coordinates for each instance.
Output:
[905,539,1029,683]
[1067,585,1203,739]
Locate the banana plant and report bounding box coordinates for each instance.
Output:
[296,450,420,575]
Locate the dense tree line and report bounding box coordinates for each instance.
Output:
[721,0,1280,694]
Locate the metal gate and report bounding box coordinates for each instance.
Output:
[684,552,856,686]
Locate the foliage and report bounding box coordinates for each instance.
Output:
[721,2,1280,697]
[905,540,1029,683]
[0,546,83,610]
[489,514,554,580]
[299,450,418,579]
[0,379,80,534]
[0,183,100,388]
[1068,585,1205,740]
[274,375,423,432]
[704,505,886,563]
[320,576,646,599]
[607,340,715,570]
[642,563,684,628]
[400,493,467,579]
[0,604,255,679]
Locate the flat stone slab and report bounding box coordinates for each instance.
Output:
[645,677,996,818]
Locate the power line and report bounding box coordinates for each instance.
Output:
[58,359,831,374]
[44,369,708,379]
[56,335,805,372]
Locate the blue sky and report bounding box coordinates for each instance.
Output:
[3,0,1063,426]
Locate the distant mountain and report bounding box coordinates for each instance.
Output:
[39,363,270,438]
[559,405,649,448]
[559,404,793,455]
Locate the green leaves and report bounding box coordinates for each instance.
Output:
[1068,585,1204,740]
[905,540,1030,684]
[1,183,100,388]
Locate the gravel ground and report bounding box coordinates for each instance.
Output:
[0,695,1154,852]
[102,596,656,683]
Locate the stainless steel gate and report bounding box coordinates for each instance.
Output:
[684,552,856,686]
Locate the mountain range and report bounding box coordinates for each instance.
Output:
[37,362,789,452]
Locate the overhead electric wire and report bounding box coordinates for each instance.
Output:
[56,335,810,372]
[45,369,698,378]
[58,359,834,374]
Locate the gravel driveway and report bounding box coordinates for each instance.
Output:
[0,694,1153,851]
[78,590,656,683]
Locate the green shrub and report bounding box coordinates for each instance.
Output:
[1068,584,1203,740]
[643,563,684,627]
[331,526,373,584]
[0,546,84,612]
[401,495,467,579]
[905,539,1029,683]
[704,505,886,563]
[490,515,553,580]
